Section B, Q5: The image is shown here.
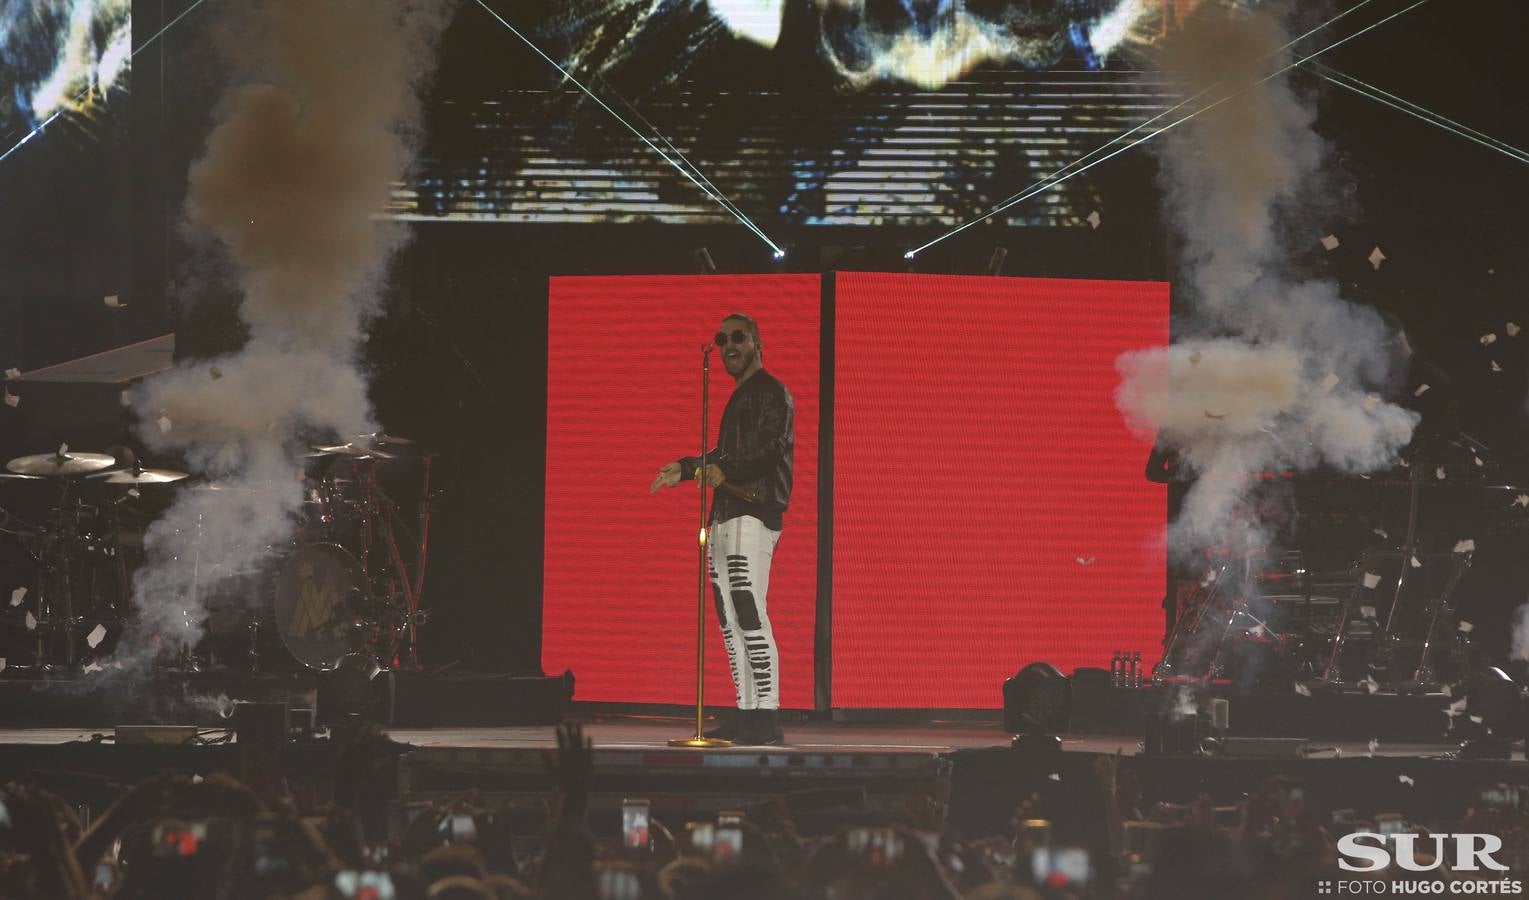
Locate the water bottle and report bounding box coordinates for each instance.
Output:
[1131,650,1143,688]
[1110,650,1122,688]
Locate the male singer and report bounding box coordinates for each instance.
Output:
[650,313,794,745]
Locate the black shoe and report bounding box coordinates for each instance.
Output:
[734,709,784,746]
[703,710,743,741]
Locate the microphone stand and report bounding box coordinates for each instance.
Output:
[671,344,731,748]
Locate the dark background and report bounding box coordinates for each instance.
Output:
[2,0,1527,672]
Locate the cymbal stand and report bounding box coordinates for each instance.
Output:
[1411,551,1470,685]
[32,479,83,668]
[347,457,433,669]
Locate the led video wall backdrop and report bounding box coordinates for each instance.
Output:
[542,275,821,707]
[830,273,1167,708]
[391,1,1201,227]
[0,0,131,155]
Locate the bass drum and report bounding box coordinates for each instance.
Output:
[272,543,366,670]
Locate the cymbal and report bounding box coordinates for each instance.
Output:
[0,472,42,481]
[307,443,396,460]
[7,451,116,477]
[353,431,415,446]
[98,468,189,485]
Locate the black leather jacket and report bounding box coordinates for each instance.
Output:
[678,369,794,530]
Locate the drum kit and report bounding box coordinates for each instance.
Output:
[0,434,434,674]
[1154,439,1527,692]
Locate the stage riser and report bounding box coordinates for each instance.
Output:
[947,748,1529,843]
[1068,681,1462,742]
[0,673,568,727]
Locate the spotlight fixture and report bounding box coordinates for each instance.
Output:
[693,247,718,274]
[772,249,786,261]
[1003,662,1070,751]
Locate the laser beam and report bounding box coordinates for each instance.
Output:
[1307,63,1529,165]
[907,0,1430,258]
[473,0,786,257]
[1,0,210,165]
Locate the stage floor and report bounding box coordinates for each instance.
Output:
[0,716,1494,760]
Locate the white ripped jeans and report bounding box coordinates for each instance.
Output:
[707,515,782,710]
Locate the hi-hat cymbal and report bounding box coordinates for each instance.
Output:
[7,451,117,477]
[98,468,189,485]
[0,472,42,481]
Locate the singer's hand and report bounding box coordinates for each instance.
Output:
[650,462,682,493]
[700,464,726,488]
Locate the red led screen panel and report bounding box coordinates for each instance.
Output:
[832,273,1168,709]
[543,275,820,708]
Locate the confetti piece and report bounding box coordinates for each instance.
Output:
[103,295,121,309]
[9,587,25,606]
[1362,394,1380,411]
[1399,775,1414,786]
[1368,247,1386,270]
[1321,372,1340,392]
[1492,360,1503,373]
[1481,333,1498,346]
[1414,384,1430,397]
[1508,322,1522,338]
[3,392,16,408]
[119,390,131,407]
[1368,737,1380,753]
[1294,683,1312,697]
[1373,527,1389,539]
[1459,621,1474,633]
[87,624,107,648]
[1453,539,1476,554]
[1363,573,1382,589]
[1411,556,1422,569]
[1360,605,1376,618]
[1470,715,1484,724]
[157,415,172,434]
[1436,467,1447,480]
[3,368,18,379]
[1048,773,1061,782]
[1474,457,1485,467]
[1076,556,1095,566]
[1320,234,1340,251]
[1086,210,1101,229]
[24,612,37,631]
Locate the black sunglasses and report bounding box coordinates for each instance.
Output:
[714,329,751,347]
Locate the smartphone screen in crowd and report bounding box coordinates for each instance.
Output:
[622,799,651,850]
[714,826,743,862]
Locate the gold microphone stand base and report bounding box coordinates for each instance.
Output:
[668,737,732,748]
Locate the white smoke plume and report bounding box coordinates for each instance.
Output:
[1115,3,1417,559]
[119,0,451,672]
